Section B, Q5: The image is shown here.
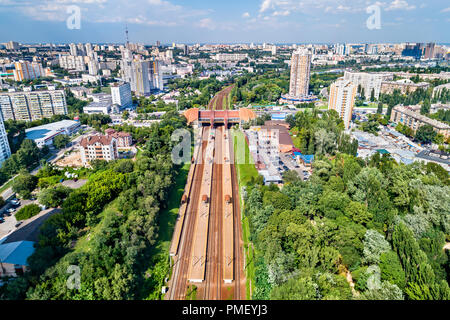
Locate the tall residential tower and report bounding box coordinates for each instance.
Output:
[289,49,311,98]
[328,80,357,130]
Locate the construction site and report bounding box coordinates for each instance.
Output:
[167,86,247,300]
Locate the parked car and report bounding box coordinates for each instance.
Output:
[15,221,22,228]
[10,199,20,206]
[7,208,15,213]
[0,217,4,223]
[283,166,289,171]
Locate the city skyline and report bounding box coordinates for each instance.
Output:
[0,0,449,44]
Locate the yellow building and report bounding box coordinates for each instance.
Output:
[328,80,357,129]
[13,61,44,82]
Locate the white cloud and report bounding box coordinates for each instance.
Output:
[242,12,250,18]
[441,7,450,13]
[196,18,215,30]
[0,0,210,27]
[273,10,290,16]
[385,0,416,11]
[259,0,273,13]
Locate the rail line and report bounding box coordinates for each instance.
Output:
[167,127,207,300]
[188,128,215,283]
[167,85,245,300]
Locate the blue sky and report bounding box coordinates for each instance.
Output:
[0,0,449,44]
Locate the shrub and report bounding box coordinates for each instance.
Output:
[15,204,41,221]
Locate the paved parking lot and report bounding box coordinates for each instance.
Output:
[0,199,35,240]
[279,153,306,179]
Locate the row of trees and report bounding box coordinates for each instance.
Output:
[286,109,358,157]
[230,71,289,106]
[0,139,44,186]
[0,111,189,300]
[246,150,449,300]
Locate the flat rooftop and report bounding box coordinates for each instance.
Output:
[25,120,80,141]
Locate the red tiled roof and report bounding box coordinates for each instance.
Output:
[80,135,114,147]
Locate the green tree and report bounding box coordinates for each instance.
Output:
[12,172,38,199]
[379,250,406,289]
[362,229,390,265]
[38,186,72,208]
[15,204,41,221]
[420,99,431,115]
[53,134,70,149]
[415,125,436,144]
[377,102,383,114]
[345,201,373,226]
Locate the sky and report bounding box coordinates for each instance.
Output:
[0,0,449,44]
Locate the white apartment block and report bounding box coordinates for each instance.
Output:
[328,80,357,130]
[0,112,11,166]
[111,82,132,108]
[79,135,118,166]
[289,49,312,97]
[59,55,86,71]
[88,58,99,76]
[344,71,393,100]
[212,53,248,62]
[0,89,67,122]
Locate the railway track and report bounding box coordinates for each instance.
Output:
[167,127,208,300]
[167,85,245,300]
[203,126,224,300]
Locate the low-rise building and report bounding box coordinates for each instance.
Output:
[25,120,81,148]
[390,105,450,138]
[79,134,118,166]
[381,80,430,95]
[0,240,35,277]
[105,128,132,147]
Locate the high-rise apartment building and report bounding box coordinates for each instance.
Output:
[59,55,86,71]
[111,82,132,108]
[149,59,164,91]
[6,41,20,50]
[344,71,393,100]
[0,90,67,122]
[0,112,11,167]
[424,43,435,60]
[69,43,78,56]
[122,60,150,96]
[77,43,86,56]
[13,61,44,82]
[289,49,311,97]
[328,80,357,129]
[88,58,99,76]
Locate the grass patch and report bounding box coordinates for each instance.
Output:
[74,200,120,253]
[0,176,16,194]
[101,87,111,94]
[186,285,198,300]
[231,128,258,300]
[232,130,259,186]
